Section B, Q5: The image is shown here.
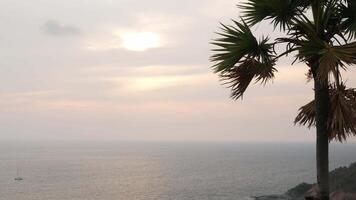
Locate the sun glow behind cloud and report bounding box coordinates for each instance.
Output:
[127,76,181,91]
[120,31,160,51]
[7,0,356,142]
[110,73,214,93]
[85,30,161,51]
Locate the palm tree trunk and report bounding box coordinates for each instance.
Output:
[314,79,330,200]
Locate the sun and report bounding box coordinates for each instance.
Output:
[120,31,160,52]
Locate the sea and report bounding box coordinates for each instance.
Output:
[0,141,355,200]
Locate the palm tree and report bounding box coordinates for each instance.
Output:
[210,1,356,200]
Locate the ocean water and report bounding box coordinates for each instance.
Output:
[0,141,355,200]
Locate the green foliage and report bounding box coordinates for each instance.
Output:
[211,20,276,99]
[239,0,310,30]
[296,39,356,81]
[339,0,356,39]
[211,20,259,73]
[211,0,356,141]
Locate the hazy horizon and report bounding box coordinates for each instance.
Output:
[1,0,356,142]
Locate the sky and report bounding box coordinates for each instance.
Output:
[0,0,355,142]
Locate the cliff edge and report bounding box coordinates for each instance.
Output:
[254,162,356,200]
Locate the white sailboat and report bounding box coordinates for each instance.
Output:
[14,168,23,181]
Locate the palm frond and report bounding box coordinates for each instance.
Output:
[295,100,316,128]
[220,59,277,99]
[211,20,277,99]
[317,41,356,80]
[329,84,356,141]
[289,17,318,41]
[211,20,259,73]
[295,84,356,142]
[220,59,257,100]
[311,0,327,31]
[296,39,356,82]
[339,0,356,39]
[239,0,309,30]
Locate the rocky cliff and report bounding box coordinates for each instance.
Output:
[254,162,356,200]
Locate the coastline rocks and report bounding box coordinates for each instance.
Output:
[286,183,313,199]
[254,162,356,200]
[254,195,290,200]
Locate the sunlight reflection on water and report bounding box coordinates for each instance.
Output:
[0,141,355,200]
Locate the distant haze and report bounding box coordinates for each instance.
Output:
[1,0,356,142]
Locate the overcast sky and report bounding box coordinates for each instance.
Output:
[1,0,355,142]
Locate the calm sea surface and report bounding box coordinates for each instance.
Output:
[0,141,355,200]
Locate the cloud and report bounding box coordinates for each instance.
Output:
[42,20,81,36]
[2,0,355,141]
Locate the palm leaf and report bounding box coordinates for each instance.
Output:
[317,42,356,80]
[339,0,356,39]
[220,59,257,99]
[220,59,277,99]
[297,40,356,82]
[211,20,277,99]
[239,0,312,30]
[211,20,259,73]
[295,84,356,142]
